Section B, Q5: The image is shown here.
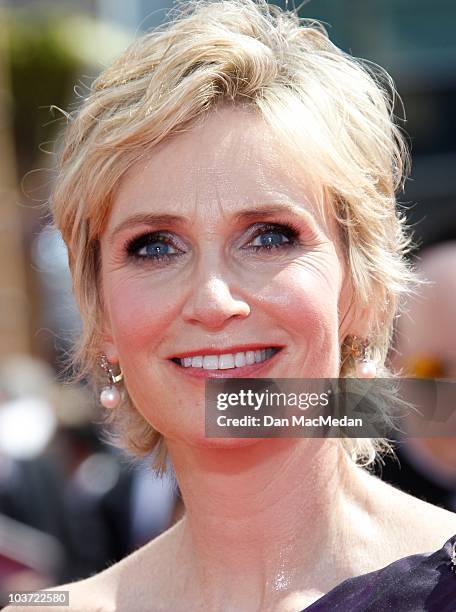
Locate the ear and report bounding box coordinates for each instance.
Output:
[348,305,374,338]
[101,339,119,364]
[338,277,373,341]
[100,313,120,365]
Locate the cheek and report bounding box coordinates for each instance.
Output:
[256,255,342,371]
[262,254,341,323]
[105,274,181,354]
[103,274,189,436]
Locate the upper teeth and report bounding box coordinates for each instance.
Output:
[179,348,276,369]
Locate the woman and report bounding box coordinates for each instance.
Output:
[11,0,456,609]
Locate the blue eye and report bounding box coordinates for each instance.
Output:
[248,224,298,250]
[138,241,175,258]
[126,232,182,262]
[251,229,290,248]
[125,222,300,265]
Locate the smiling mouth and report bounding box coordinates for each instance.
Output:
[170,347,282,370]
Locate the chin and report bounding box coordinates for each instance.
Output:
[148,418,263,451]
[195,436,261,449]
[174,430,263,450]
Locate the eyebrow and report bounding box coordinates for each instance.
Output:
[109,203,314,238]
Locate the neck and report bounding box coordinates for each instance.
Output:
[167,438,371,608]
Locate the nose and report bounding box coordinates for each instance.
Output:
[182,275,251,330]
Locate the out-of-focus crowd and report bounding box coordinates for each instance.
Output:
[0,355,183,605]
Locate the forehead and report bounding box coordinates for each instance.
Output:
[107,105,325,228]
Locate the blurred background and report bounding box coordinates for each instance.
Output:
[0,0,455,604]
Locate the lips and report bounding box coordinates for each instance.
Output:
[167,344,284,377]
[168,343,283,359]
[172,347,280,370]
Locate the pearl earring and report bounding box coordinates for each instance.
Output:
[351,336,377,378]
[99,354,123,409]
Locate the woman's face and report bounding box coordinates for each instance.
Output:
[100,106,350,446]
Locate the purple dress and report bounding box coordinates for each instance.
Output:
[302,534,456,611]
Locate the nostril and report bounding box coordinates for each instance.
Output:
[182,279,251,328]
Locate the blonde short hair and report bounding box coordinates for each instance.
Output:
[51,0,415,472]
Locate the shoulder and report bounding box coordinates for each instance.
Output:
[305,529,456,611]
[2,520,185,612]
[49,576,116,612]
[0,574,117,612]
[363,467,456,554]
[45,519,184,612]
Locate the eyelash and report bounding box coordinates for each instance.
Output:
[247,222,300,252]
[124,222,302,264]
[126,231,184,264]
